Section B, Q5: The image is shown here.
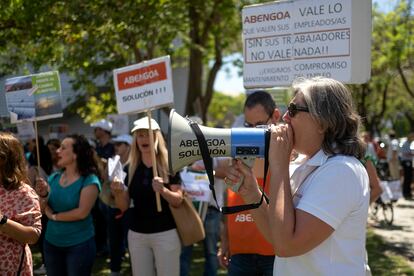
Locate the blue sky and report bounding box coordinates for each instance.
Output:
[213,0,396,96]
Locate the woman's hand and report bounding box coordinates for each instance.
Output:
[35,177,49,198]
[152,177,166,193]
[110,176,126,197]
[217,246,229,269]
[269,124,294,168]
[224,159,261,202]
[44,205,55,220]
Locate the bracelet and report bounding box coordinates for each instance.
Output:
[52,214,57,221]
[40,191,49,198]
[0,215,8,225]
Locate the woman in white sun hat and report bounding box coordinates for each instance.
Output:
[111,117,183,276]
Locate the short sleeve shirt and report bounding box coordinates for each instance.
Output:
[45,172,101,247]
[0,184,42,276]
[275,150,370,276]
[128,163,181,233]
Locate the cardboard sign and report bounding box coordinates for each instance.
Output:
[4,71,63,122]
[242,0,371,88]
[113,56,174,114]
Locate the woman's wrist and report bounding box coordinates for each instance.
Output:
[51,213,57,221]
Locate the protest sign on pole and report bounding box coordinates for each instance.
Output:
[242,0,371,88]
[4,71,63,173]
[113,56,174,115]
[113,56,175,212]
[4,71,63,123]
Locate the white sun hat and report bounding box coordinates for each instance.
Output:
[91,119,113,132]
[131,117,160,133]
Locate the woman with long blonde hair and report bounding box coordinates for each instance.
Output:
[112,117,183,276]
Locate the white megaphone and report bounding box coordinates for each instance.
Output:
[168,109,270,190]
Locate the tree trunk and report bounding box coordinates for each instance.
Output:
[201,34,222,123]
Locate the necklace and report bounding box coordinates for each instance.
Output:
[61,172,71,187]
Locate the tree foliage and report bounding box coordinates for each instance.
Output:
[3,0,414,134]
[351,0,414,136]
[207,92,245,127]
[0,0,241,123]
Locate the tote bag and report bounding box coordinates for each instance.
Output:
[169,194,205,246]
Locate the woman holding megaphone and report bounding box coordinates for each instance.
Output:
[111,117,183,276]
[224,77,369,276]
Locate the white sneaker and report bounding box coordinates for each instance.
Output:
[34,264,47,275]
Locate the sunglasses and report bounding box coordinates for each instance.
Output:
[287,102,309,118]
[244,113,272,128]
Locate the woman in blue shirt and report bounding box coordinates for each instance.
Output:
[35,134,101,276]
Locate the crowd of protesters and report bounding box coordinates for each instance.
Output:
[1,77,414,276]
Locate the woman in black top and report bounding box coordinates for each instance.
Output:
[112,117,183,276]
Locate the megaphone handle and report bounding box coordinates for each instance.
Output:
[228,157,255,192]
[147,111,162,212]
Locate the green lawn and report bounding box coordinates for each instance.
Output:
[31,228,414,275]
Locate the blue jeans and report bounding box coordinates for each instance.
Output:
[228,254,275,276]
[180,207,222,276]
[44,237,96,276]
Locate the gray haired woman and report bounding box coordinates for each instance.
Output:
[225,77,370,275]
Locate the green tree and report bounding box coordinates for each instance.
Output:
[351,0,414,136]
[207,91,245,127]
[0,0,244,124]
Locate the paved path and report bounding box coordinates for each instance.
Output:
[369,198,414,267]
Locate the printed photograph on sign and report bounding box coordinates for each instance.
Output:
[4,71,63,122]
[113,56,174,114]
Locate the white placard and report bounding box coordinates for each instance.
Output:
[242,0,371,88]
[113,56,174,114]
[180,169,211,202]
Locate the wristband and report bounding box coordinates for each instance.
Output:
[52,214,57,221]
[0,215,8,225]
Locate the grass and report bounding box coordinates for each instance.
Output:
[366,229,414,276]
[31,227,414,275]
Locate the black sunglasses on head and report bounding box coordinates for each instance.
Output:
[287,103,309,118]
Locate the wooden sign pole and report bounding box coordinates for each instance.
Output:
[34,120,41,174]
[147,111,162,212]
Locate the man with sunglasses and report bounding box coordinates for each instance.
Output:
[218,90,280,276]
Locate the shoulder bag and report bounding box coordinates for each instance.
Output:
[169,193,205,246]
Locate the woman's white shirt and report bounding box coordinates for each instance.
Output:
[276,150,370,276]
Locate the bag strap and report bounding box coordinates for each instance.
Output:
[188,121,218,209]
[188,119,270,215]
